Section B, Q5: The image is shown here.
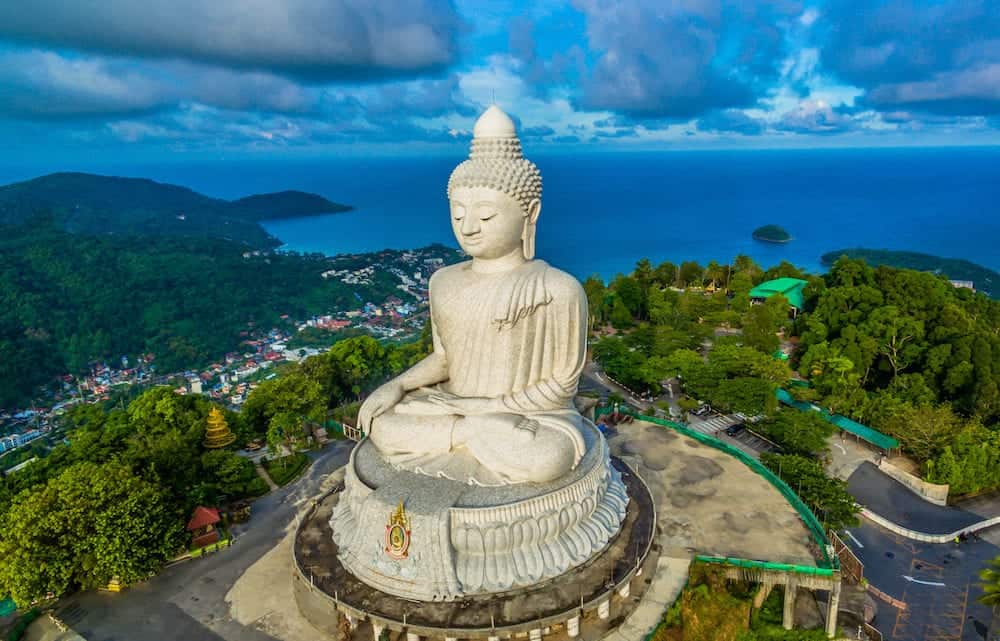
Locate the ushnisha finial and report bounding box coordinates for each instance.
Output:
[473,105,517,139]
[447,105,543,259]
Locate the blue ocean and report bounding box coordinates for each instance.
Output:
[4,147,999,280]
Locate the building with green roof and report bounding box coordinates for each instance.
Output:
[749,277,808,317]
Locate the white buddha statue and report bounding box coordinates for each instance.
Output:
[358,105,588,486]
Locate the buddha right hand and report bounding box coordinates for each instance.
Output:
[358,381,405,435]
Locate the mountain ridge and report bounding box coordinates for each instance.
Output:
[0,172,352,248]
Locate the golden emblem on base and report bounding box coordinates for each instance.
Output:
[385,500,412,559]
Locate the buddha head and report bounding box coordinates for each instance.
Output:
[447,106,542,260]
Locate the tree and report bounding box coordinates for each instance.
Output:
[608,295,634,330]
[678,261,703,288]
[760,453,860,531]
[863,306,925,379]
[612,274,644,319]
[582,275,608,328]
[883,403,965,463]
[978,556,1000,611]
[653,261,677,288]
[743,303,780,355]
[201,450,257,497]
[733,254,763,284]
[0,462,184,607]
[242,370,324,436]
[755,411,834,457]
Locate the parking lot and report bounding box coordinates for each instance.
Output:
[687,411,780,457]
[725,427,780,454]
[687,413,738,435]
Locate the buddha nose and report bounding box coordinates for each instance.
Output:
[461,214,480,236]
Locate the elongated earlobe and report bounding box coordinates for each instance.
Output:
[522,199,541,260]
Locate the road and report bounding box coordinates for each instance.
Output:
[849,462,983,534]
[844,520,997,640]
[52,441,354,641]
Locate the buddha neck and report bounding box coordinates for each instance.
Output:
[469,249,528,275]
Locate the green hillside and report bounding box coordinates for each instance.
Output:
[0,172,351,248]
[821,248,997,298]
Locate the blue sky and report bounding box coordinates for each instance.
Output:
[2,0,1000,160]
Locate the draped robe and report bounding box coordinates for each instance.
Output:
[369,259,589,485]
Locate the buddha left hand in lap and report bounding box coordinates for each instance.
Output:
[358,108,588,486]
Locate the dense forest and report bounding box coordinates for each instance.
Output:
[0,334,430,606]
[820,248,997,298]
[587,252,1000,497]
[0,220,451,408]
[0,172,351,248]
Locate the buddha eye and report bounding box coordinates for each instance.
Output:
[480,210,497,221]
[452,204,466,220]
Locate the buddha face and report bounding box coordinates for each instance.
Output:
[449,186,538,260]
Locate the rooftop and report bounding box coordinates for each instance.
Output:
[749,277,808,310]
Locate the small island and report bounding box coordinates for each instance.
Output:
[752,224,792,243]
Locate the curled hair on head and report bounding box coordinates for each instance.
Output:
[446,158,542,213]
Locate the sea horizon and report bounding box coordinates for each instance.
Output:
[2,146,999,282]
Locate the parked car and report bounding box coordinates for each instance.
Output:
[725,424,746,437]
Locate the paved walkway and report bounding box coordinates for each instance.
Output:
[600,556,691,641]
[254,463,278,491]
[826,433,878,481]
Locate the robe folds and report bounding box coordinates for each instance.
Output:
[371,259,589,485]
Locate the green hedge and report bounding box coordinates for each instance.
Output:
[263,453,310,486]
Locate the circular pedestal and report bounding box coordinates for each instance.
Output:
[293,457,655,640]
[329,420,628,601]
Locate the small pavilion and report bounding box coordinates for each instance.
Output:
[749,277,808,317]
[187,506,222,548]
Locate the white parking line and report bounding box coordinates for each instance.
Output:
[902,575,946,587]
[845,531,864,548]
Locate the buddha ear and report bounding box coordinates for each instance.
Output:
[522,199,540,260]
[526,198,541,225]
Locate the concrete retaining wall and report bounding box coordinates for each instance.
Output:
[861,508,1000,543]
[877,459,949,506]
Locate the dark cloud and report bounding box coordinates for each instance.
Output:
[0,50,170,119]
[696,109,765,135]
[817,0,1000,115]
[775,100,854,135]
[572,0,802,119]
[0,0,464,81]
[0,50,324,120]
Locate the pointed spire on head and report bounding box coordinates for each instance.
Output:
[474,105,517,139]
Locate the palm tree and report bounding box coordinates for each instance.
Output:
[979,556,1000,640]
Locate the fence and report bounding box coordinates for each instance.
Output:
[829,530,864,583]
[597,405,838,571]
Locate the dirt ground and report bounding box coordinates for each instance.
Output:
[224,469,345,641]
[607,421,817,566]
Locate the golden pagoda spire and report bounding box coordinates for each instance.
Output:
[204,406,236,449]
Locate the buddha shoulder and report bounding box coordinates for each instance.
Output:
[542,264,586,303]
[428,261,468,294]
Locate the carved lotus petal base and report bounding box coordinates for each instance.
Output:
[330,420,628,601]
